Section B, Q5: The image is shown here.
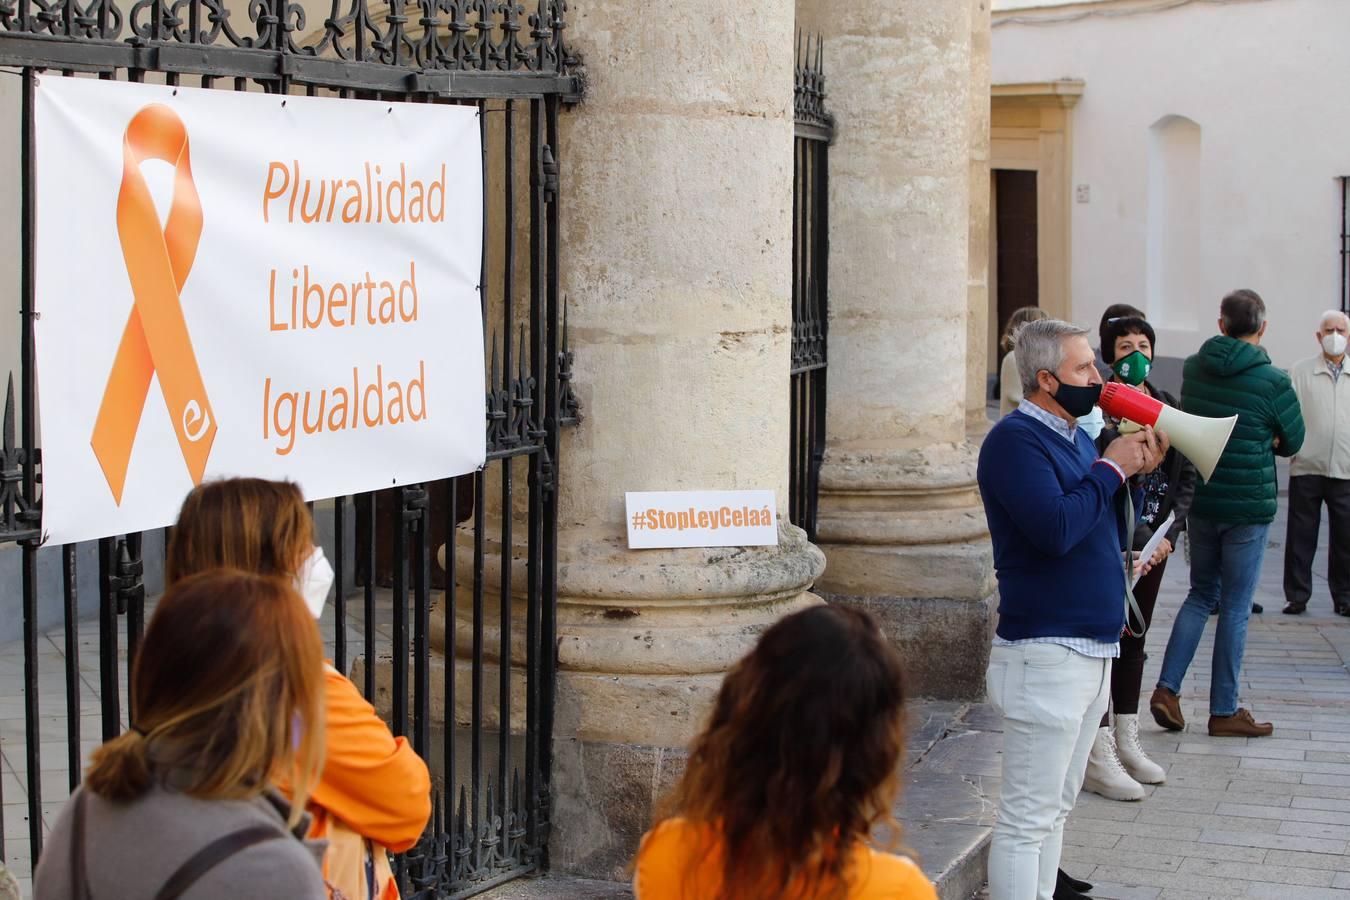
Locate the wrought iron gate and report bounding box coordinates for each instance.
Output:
[789,33,831,541]
[0,2,580,896]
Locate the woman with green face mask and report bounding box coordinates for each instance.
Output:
[1078,314,1198,807]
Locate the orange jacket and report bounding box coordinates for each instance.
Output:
[633,818,936,900]
[309,664,432,854]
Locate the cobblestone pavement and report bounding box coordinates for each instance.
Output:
[1034,474,1350,900]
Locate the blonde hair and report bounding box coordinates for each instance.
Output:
[85,570,326,825]
[1000,305,1049,353]
[167,478,313,584]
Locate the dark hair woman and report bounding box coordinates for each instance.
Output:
[36,570,328,899]
[632,604,935,900]
[1081,314,1195,803]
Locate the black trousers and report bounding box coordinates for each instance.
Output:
[1101,554,1167,724]
[1283,474,1350,610]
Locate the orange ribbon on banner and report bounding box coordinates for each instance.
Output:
[90,103,216,505]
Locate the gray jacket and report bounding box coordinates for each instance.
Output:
[35,783,327,899]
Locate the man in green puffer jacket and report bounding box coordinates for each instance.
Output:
[1150,289,1304,739]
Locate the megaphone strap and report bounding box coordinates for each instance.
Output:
[1123,489,1148,639]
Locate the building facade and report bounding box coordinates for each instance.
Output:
[990,0,1350,371]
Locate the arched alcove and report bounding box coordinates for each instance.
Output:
[1146,114,1203,330]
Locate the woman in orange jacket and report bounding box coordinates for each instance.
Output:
[166,477,432,900]
[633,604,935,900]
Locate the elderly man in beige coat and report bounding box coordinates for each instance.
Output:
[1283,309,1350,616]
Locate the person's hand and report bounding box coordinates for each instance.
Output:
[1103,431,1149,476]
[1135,537,1174,578]
[1138,425,1169,474]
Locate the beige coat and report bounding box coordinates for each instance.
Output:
[1289,354,1350,479]
[1000,351,1023,417]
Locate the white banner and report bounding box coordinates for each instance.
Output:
[625,490,779,549]
[34,76,485,545]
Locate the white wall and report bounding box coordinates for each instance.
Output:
[992,0,1350,367]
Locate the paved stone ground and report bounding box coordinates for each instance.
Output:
[978,461,1350,900]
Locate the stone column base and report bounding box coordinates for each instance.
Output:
[417,521,824,880]
[818,591,996,701]
[814,442,996,700]
[547,695,692,880]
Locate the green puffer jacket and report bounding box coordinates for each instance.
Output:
[1181,335,1305,524]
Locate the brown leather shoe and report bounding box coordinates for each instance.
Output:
[1282,602,1306,615]
[1208,708,1273,737]
[1150,687,1185,732]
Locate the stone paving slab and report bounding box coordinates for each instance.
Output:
[478,875,633,898]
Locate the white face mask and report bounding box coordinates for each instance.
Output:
[1077,405,1105,440]
[1323,332,1348,357]
[297,546,334,619]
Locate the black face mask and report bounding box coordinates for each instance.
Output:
[1046,373,1102,418]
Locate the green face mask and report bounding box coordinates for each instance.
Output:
[1113,350,1152,386]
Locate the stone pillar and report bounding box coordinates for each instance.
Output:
[801,0,996,700]
[544,0,823,879]
[967,0,993,439]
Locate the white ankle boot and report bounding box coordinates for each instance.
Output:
[1114,713,1166,784]
[1082,726,1146,801]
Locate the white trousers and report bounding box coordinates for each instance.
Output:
[985,642,1110,900]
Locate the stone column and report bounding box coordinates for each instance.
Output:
[800,0,996,700]
[545,0,823,879]
[967,0,993,439]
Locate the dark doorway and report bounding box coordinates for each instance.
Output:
[994,169,1040,346]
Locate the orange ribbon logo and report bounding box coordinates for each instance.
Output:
[91,103,216,505]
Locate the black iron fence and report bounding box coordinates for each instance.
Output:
[789,33,830,541]
[0,1,581,896]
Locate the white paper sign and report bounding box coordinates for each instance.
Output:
[1133,512,1176,583]
[34,76,485,545]
[625,490,779,549]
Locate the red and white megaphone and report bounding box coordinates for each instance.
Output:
[1098,383,1237,484]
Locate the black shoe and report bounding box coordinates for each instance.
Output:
[1336,604,1350,617]
[1056,868,1093,896]
[1252,603,1264,614]
[1283,602,1306,615]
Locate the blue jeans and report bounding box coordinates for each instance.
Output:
[1156,516,1270,717]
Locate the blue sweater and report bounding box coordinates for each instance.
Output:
[977,410,1135,643]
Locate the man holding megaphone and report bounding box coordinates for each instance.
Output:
[978,318,1167,900]
[1148,289,1304,739]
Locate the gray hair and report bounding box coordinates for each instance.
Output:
[1014,318,1090,395]
[1319,309,1349,330]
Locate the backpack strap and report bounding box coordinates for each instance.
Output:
[153,825,282,900]
[71,790,93,900]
